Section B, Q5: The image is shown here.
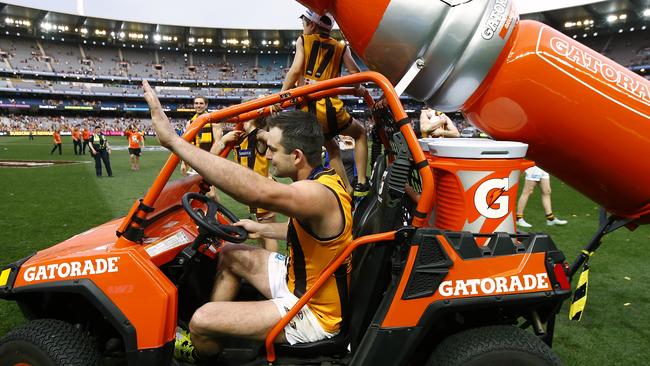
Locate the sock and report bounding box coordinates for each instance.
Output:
[516,214,524,220]
[545,213,555,221]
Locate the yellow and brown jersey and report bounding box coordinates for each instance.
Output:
[190,112,214,151]
[300,34,351,139]
[286,167,353,333]
[234,129,271,216]
[302,33,346,82]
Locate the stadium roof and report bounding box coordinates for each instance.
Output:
[2,0,647,29]
[0,0,648,50]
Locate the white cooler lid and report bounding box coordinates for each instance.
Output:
[419,138,528,159]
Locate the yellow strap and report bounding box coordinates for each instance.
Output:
[0,268,11,287]
[569,267,590,321]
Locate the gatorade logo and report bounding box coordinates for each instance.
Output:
[548,36,650,104]
[438,273,551,297]
[474,178,509,219]
[22,257,120,282]
[481,0,509,40]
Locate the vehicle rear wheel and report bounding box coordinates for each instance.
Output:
[427,325,562,366]
[0,319,100,366]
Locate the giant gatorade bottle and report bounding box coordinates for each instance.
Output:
[298,0,650,224]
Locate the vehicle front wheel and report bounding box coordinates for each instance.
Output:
[427,325,562,366]
[0,319,100,366]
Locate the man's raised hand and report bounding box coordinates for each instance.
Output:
[143,80,176,148]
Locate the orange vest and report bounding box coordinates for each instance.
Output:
[127,131,143,149]
[53,132,61,144]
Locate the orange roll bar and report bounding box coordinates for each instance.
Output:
[116,72,432,246]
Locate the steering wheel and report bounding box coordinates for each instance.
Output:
[181,192,248,243]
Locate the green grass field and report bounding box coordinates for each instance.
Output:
[1,136,649,364]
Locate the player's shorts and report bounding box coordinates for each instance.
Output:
[128,148,141,156]
[267,253,338,345]
[525,166,550,182]
[301,97,351,140]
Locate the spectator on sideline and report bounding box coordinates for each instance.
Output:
[516,166,568,227]
[72,126,82,155]
[82,126,91,155]
[180,96,223,176]
[50,130,62,155]
[126,125,145,171]
[89,126,113,177]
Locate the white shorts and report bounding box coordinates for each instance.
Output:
[267,253,338,345]
[525,166,549,182]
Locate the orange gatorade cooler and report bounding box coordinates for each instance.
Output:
[419,138,533,234]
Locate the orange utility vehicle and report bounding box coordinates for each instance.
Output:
[0,72,571,366]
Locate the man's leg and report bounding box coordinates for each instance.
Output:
[57,143,62,155]
[210,243,273,301]
[189,300,286,357]
[50,144,57,155]
[188,244,279,358]
[539,178,553,215]
[93,153,102,176]
[516,179,537,227]
[101,150,113,177]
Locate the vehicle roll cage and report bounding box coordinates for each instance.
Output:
[115,71,435,363]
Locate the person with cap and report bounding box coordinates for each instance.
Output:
[278,9,370,199]
[89,126,113,177]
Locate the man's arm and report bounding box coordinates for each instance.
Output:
[234,219,288,240]
[342,47,366,96]
[212,130,243,155]
[144,81,339,224]
[443,114,460,137]
[420,110,441,137]
[280,37,305,92]
[208,122,224,155]
[432,114,460,138]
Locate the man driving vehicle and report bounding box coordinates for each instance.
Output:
[143,80,352,363]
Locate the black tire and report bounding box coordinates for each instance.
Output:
[427,325,562,366]
[0,319,101,366]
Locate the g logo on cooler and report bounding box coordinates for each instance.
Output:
[474,178,509,219]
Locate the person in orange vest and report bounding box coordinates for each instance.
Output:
[72,126,82,155]
[81,126,91,155]
[50,130,62,155]
[126,125,145,171]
